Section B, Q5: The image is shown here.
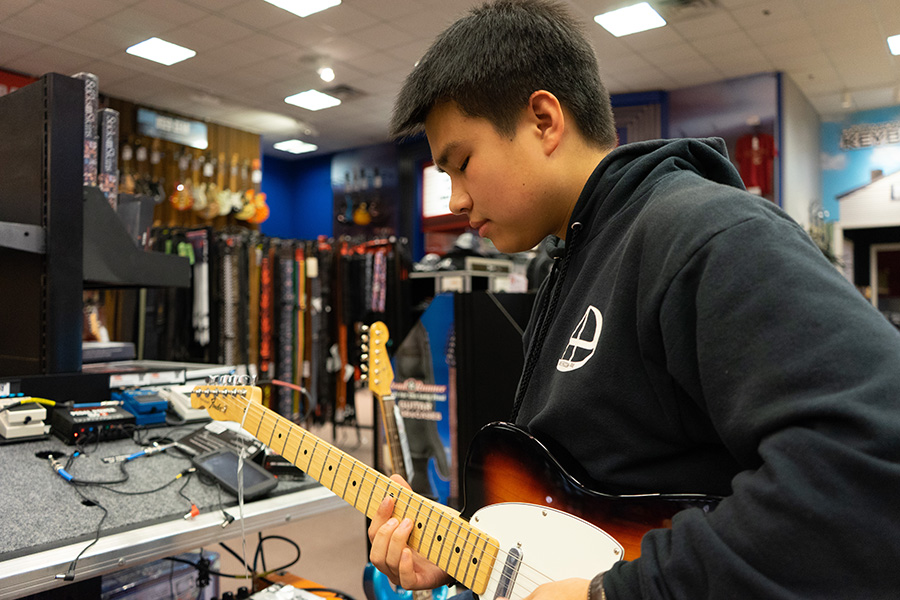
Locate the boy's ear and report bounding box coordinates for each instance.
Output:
[527,90,565,155]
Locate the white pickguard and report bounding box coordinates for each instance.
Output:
[469,502,623,599]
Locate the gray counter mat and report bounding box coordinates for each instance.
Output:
[0,426,316,561]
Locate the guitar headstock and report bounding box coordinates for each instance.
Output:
[190,376,263,422]
[361,321,394,398]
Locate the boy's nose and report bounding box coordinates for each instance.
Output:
[449,189,472,215]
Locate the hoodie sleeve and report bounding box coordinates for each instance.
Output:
[603,208,900,599]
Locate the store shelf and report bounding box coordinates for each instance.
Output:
[83,186,190,288]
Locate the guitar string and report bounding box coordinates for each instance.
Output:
[210,390,558,594]
[202,389,571,593]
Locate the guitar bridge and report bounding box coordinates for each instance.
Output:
[494,546,522,599]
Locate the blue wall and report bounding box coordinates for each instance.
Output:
[260,153,334,240]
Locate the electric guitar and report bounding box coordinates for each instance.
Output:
[190,380,717,598]
[361,323,448,600]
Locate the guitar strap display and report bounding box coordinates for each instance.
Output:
[294,244,307,417]
[259,241,275,408]
[277,243,296,418]
[221,236,237,366]
[247,237,261,372]
[237,237,250,367]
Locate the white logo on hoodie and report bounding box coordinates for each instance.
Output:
[557,306,603,372]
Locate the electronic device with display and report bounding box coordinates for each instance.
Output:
[191,448,277,500]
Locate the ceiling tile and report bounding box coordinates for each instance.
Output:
[268,18,336,49]
[6,45,93,79]
[729,0,802,28]
[222,0,294,30]
[2,1,93,40]
[41,0,124,20]
[390,10,456,40]
[0,32,45,63]
[184,13,257,43]
[745,18,813,45]
[303,4,378,35]
[0,0,39,21]
[78,59,141,87]
[101,7,181,36]
[308,36,374,63]
[689,29,756,55]
[231,33,298,59]
[353,0,424,22]
[131,0,209,25]
[59,22,148,59]
[669,11,742,40]
[348,22,417,52]
[641,43,703,68]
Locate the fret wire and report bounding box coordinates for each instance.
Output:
[424,503,440,562]
[329,452,344,489]
[458,522,477,586]
[254,405,265,437]
[280,425,292,459]
[265,413,277,449]
[316,442,330,481]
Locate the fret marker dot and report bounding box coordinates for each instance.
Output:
[472,558,478,564]
[437,535,442,541]
[417,522,422,529]
[304,450,308,455]
[328,465,333,471]
[455,547,460,553]
[352,481,357,486]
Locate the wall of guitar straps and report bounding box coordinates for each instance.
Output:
[100,229,413,426]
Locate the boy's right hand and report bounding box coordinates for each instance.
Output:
[367,474,455,590]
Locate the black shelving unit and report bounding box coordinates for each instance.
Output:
[0,73,189,376]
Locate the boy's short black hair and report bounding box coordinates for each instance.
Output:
[391,0,617,149]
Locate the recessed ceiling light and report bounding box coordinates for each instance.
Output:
[888,34,900,56]
[285,89,341,111]
[317,66,335,82]
[264,0,341,18]
[594,2,666,37]
[126,37,196,66]
[274,139,318,154]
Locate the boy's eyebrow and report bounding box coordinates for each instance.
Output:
[434,141,462,172]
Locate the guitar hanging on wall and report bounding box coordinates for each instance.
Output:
[361,322,448,600]
[190,367,717,597]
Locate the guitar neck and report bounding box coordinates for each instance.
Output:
[200,387,497,593]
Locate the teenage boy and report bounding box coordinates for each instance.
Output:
[368,1,900,598]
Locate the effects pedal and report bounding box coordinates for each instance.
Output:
[50,405,136,444]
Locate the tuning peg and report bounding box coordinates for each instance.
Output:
[361,324,369,333]
[360,352,369,362]
[360,364,369,372]
[361,344,369,353]
[361,333,369,343]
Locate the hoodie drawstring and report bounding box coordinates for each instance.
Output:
[509,222,582,423]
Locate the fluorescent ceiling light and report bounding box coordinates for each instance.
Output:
[888,34,900,56]
[126,37,196,66]
[594,2,666,37]
[285,89,341,111]
[264,0,341,18]
[274,139,318,154]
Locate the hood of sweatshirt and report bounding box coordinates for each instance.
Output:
[567,137,747,247]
